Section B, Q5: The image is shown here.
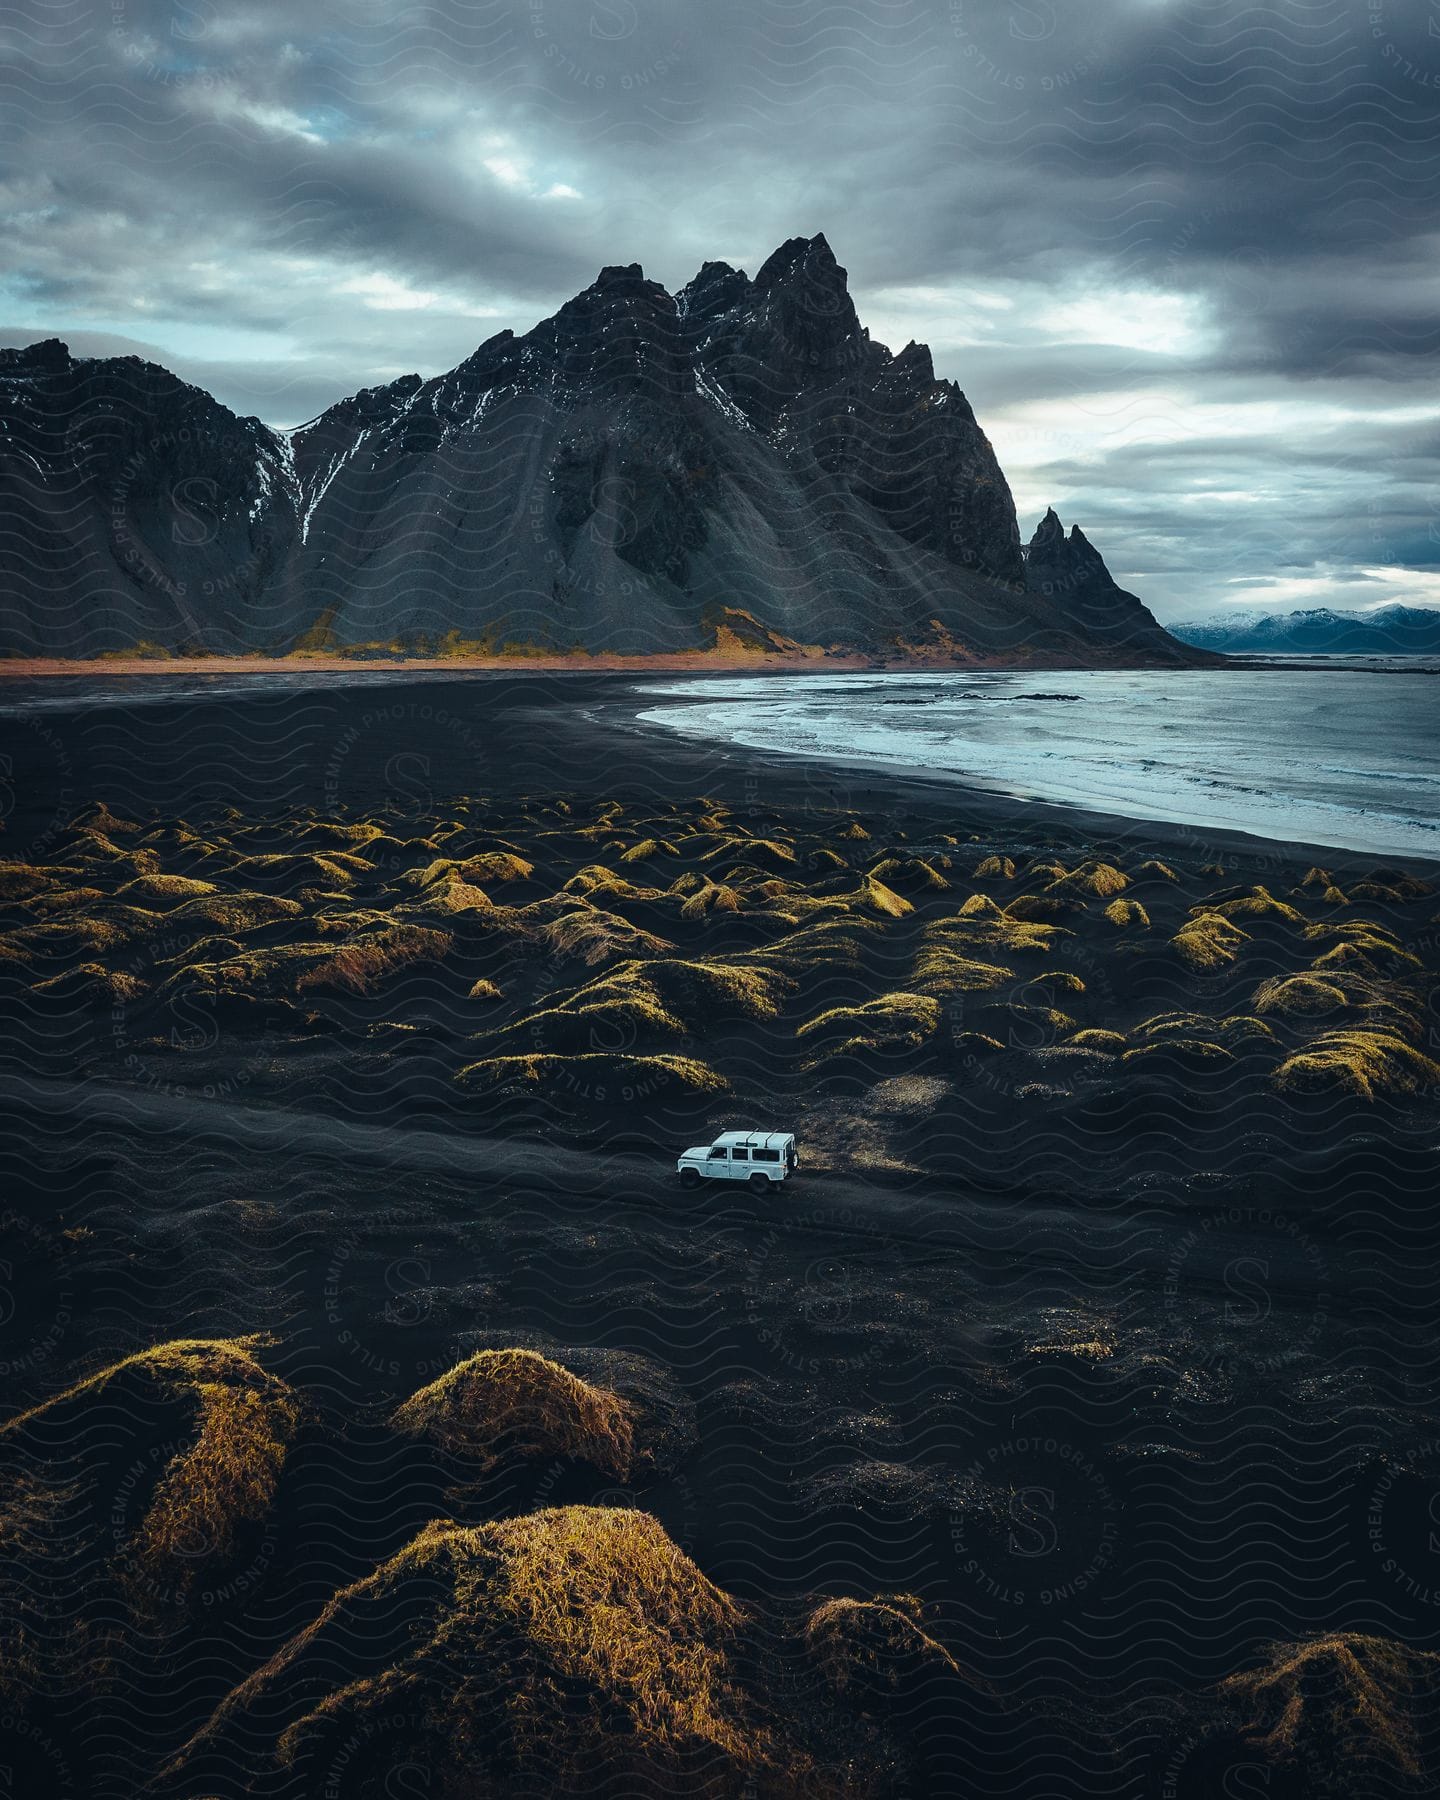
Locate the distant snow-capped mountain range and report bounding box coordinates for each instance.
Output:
[1171,606,1440,656]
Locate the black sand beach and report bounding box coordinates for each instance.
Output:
[2,671,1439,1798]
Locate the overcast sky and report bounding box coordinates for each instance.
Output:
[3,0,1438,620]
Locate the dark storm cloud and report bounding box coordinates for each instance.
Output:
[1,0,1436,615]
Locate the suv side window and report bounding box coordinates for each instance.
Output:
[753,1149,779,1163]
[732,1147,749,1161]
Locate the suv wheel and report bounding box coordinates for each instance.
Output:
[679,1168,701,1190]
[748,1172,770,1193]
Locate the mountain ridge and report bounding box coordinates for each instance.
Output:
[0,235,1202,664]
[1172,605,1440,656]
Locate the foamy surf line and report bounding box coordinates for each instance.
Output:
[634,669,1440,861]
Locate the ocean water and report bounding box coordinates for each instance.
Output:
[635,668,1440,859]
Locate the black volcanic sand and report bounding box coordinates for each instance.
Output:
[2,670,1440,1800]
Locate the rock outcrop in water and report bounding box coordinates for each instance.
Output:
[0,238,1197,663]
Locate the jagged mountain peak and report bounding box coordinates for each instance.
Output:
[754,231,842,288]
[2,337,72,372]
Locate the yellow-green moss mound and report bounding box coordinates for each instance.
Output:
[460,850,535,885]
[1171,913,1249,972]
[1069,1028,1127,1053]
[392,1349,635,1478]
[1252,973,1351,1017]
[1103,898,1150,928]
[1273,1031,1440,1101]
[867,856,949,894]
[1202,886,1305,924]
[912,942,1013,997]
[1048,860,1128,897]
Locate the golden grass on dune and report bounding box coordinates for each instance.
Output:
[293,925,453,996]
[1103,898,1150,928]
[296,820,386,848]
[911,941,1013,997]
[564,864,667,904]
[975,1000,1077,1039]
[1200,886,1306,925]
[458,1051,728,1099]
[1302,921,1421,973]
[113,873,219,904]
[2,1337,298,1606]
[33,962,148,1004]
[1069,1028,1127,1052]
[740,916,884,977]
[1252,973,1353,1017]
[166,891,304,932]
[700,836,797,874]
[798,993,940,1059]
[855,872,913,918]
[619,838,679,864]
[485,957,791,1059]
[804,1594,961,1694]
[1122,1038,1237,1070]
[1004,894,1086,922]
[679,879,743,919]
[924,902,1064,960]
[867,856,950,894]
[1171,912,1250,972]
[1138,1011,1275,1045]
[540,905,675,966]
[130,1380,294,1602]
[1133,859,1179,883]
[24,884,107,917]
[1220,1633,1440,1780]
[972,854,1015,879]
[1047,861,1129,898]
[459,850,535,885]
[1273,1031,1440,1101]
[225,851,367,891]
[175,1507,803,1797]
[401,871,493,916]
[391,1349,635,1478]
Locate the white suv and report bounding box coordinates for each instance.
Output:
[677,1130,798,1191]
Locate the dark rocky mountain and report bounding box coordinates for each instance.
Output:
[1172,605,1440,656]
[0,236,1198,662]
[0,337,298,654]
[1021,507,1178,650]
